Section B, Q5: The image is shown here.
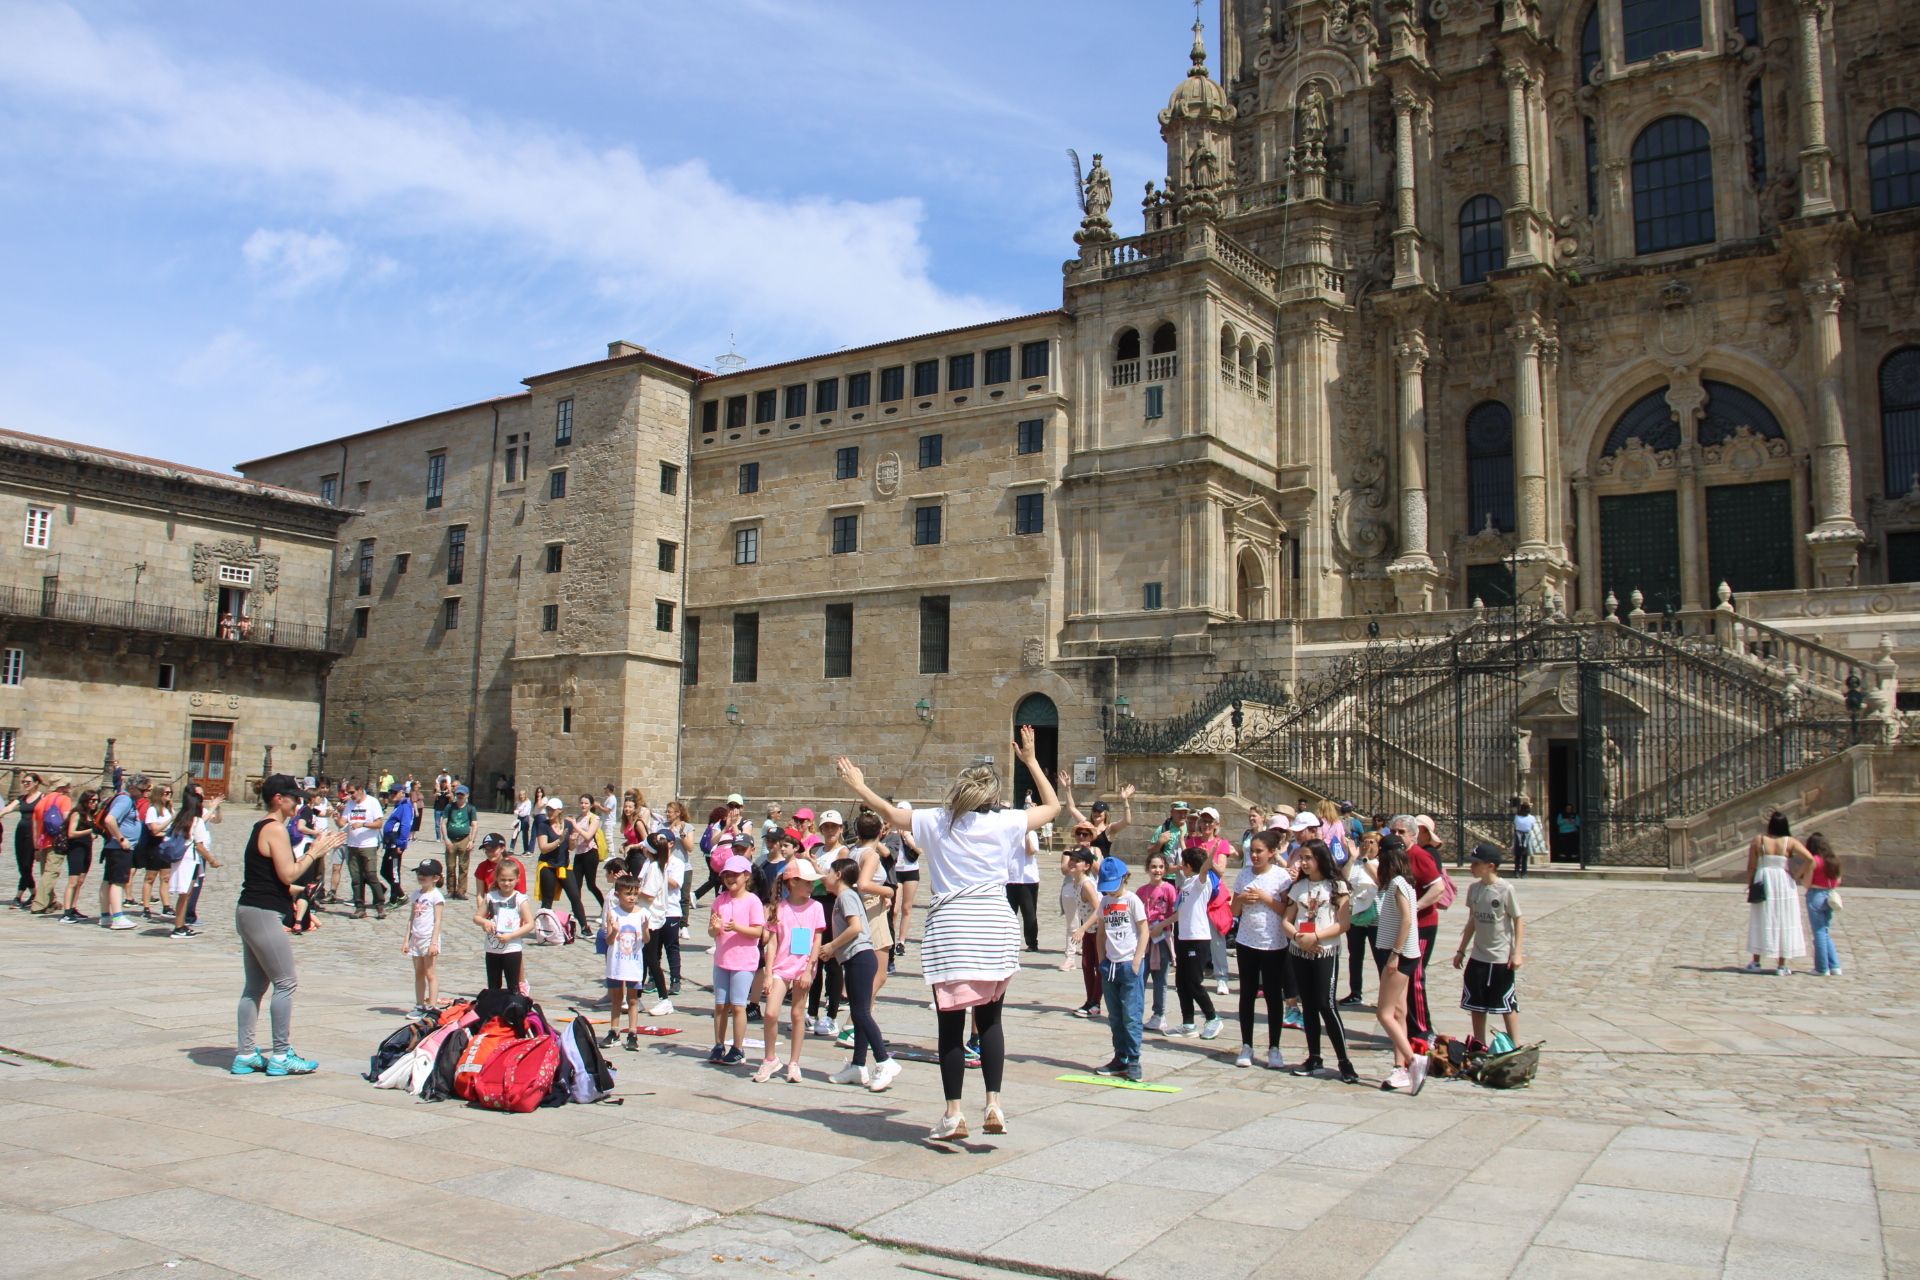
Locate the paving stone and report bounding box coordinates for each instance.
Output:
[0,1206,169,1280]
[1579,1148,1749,1199]
[861,1173,1083,1255]
[439,1167,715,1239]
[1534,1184,1735,1267]
[1748,1154,1879,1205]
[1510,1245,1718,1278]
[1371,1214,1534,1278]
[992,1182,1213,1275]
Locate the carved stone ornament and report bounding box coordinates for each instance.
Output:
[191,538,281,603]
[1021,637,1046,670]
[1593,437,1676,484]
[1701,425,1789,475]
[874,452,902,498]
[1763,300,1800,364]
[1333,448,1394,564]
[1463,513,1514,558]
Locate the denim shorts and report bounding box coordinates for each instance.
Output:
[712,965,755,1007]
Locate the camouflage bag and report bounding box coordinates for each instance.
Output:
[1472,1041,1541,1089]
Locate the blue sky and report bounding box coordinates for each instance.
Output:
[0,1,1205,471]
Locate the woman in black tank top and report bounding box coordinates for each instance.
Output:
[232,776,344,1076]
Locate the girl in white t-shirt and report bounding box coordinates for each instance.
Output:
[1230,829,1293,1069]
[474,861,533,994]
[404,862,445,1016]
[1370,836,1424,1093]
[1281,839,1353,1082]
[167,793,220,939]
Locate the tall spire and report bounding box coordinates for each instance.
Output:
[1190,0,1209,77]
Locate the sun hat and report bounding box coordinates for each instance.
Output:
[818,809,845,827]
[721,854,752,875]
[1096,855,1129,893]
[781,858,821,881]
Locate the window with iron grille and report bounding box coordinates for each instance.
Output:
[444,597,461,630]
[682,615,700,685]
[732,611,759,683]
[1465,402,1517,533]
[919,596,950,674]
[824,603,853,678]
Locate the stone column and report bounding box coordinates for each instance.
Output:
[1676,449,1704,610]
[1803,273,1865,583]
[1501,61,1537,264]
[1511,312,1548,552]
[1573,473,1600,615]
[1387,329,1443,610]
[1390,89,1424,287]
[1794,0,1837,217]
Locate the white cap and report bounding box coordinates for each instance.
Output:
[1291,810,1321,832]
[818,809,845,827]
[1198,806,1221,821]
[898,800,912,812]
[543,796,564,810]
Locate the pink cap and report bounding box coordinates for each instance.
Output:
[721,854,751,875]
[794,807,816,822]
[801,833,823,851]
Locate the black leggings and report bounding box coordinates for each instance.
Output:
[14,835,34,897]
[1005,882,1039,950]
[538,862,587,921]
[1295,951,1351,1065]
[641,930,669,1002]
[573,852,603,911]
[380,844,403,899]
[937,1000,1002,1101]
[658,918,682,984]
[1346,922,1377,998]
[1237,945,1290,1048]
[841,949,889,1067]
[807,955,844,1020]
[484,952,523,990]
[1174,939,1216,1025]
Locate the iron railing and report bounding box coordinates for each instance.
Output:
[0,584,337,653]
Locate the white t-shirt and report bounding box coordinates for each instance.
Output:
[408,888,444,950]
[1513,814,1537,841]
[514,798,532,820]
[485,889,526,954]
[1098,889,1146,964]
[168,817,212,895]
[1286,877,1346,959]
[1175,872,1214,941]
[663,852,688,921]
[604,902,648,983]
[1015,832,1041,886]
[1232,865,1290,951]
[637,860,668,929]
[1375,876,1421,959]
[910,806,1029,897]
[346,796,383,848]
[1347,857,1378,915]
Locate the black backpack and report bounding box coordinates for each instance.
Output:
[566,1007,618,1100]
[420,1027,471,1102]
[365,1013,438,1081]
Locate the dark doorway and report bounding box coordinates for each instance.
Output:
[1706,480,1795,597]
[1012,693,1059,809]
[1547,738,1580,862]
[1600,490,1681,613]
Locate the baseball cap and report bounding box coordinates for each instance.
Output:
[721,854,752,875]
[480,832,507,849]
[1293,810,1322,831]
[801,833,823,852]
[386,783,405,796]
[781,857,821,881]
[729,833,755,848]
[543,796,564,810]
[794,807,816,822]
[1197,806,1220,821]
[1336,800,1355,813]
[455,784,469,796]
[772,828,802,848]
[261,773,302,803]
[1090,800,1110,813]
[1171,800,1191,811]
[818,809,845,827]
[898,800,913,812]
[413,858,444,877]
[726,792,745,806]
[1096,855,1129,893]
[1470,842,1503,866]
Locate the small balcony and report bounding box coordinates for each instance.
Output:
[0,583,339,654]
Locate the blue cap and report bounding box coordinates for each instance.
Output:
[1096,856,1129,893]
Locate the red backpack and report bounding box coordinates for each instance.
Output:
[451,1017,523,1102]
[468,1035,563,1113]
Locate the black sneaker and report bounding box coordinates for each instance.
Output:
[721,1046,746,1065]
[1092,1058,1125,1076]
[669,980,681,997]
[1336,1061,1361,1084]
[707,1043,726,1064]
[624,1032,638,1052]
[745,1003,760,1022]
[1124,1061,1144,1083]
[1290,1057,1325,1077]
[1338,993,1363,1006]
[169,926,198,938]
[599,1028,620,1049]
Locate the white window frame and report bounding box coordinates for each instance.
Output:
[24,505,52,549]
[0,728,15,762]
[217,564,254,586]
[734,525,760,566]
[1,648,22,687]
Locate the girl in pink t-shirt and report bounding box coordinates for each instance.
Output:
[1138,852,1178,1034]
[708,856,766,1065]
[753,860,825,1084]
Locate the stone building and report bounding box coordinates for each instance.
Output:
[0,428,346,797]
[239,0,1920,867]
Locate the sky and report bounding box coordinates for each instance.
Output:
[0,0,1207,471]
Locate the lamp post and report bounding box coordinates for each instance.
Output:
[726,704,743,727]
[1845,673,1866,742]
[1114,695,1132,719]
[915,698,934,725]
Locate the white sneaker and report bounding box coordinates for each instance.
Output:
[1383,1066,1411,1092]
[108,915,138,931]
[1776,967,1791,977]
[1144,1014,1167,1034]
[1200,1017,1223,1041]
[1266,1047,1285,1071]
[813,1016,835,1036]
[1214,979,1230,996]
[1175,1023,1196,1038]
[1743,961,1762,972]
[828,1063,869,1086]
[1407,1054,1429,1096]
[867,1058,901,1092]
[648,999,675,1017]
[1830,967,1843,976]
[1234,1044,1253,1068]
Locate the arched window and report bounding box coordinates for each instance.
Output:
[1458,195,1506,285]
[1621,0,1701,63]
[1631,116,1715,253]
[1867,109,1920,214]
[1114,328,1141,361]
[1150,322,1178,354]
[1466,402,1516,533]
[1698,380,1784,448]
[1883,347,1920,497]
[1602,388,1680,455]
[1254,344,1273,399]
[1579,5,1602,84]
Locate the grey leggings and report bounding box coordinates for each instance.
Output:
[236,904,299,1055]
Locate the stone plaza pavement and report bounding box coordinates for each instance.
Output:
[2,814,1918,1279]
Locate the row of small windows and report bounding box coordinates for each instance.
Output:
[707,342,1051,434]
[733,494,1045,564]
[686,596,954,687]
[731,421,1046,495]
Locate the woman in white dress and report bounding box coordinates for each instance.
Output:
[1745,810,1810,975]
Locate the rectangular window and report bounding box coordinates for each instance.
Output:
[0,728,14,763]
[1017,418,1045,454]
[447,526,466,585]
[503,435,523,484]
[395,553,409,575]
[914,504,943,546]
[847,371,872,408]
[353,607,369,639]
[157,662,177,691]
[726,395,748,429]
[948,352,975,391]
[549,469,567,499]
[984,346,1012,385]
[918,433,943,469]
[912,359,939,397]
[734,526,759,565]
[545,543,563,574]
[824,603,853,679]
[1015,491,1045,535]
[701,401,719,434]
[657,540,678,572]
[879,365,905,402]
[444,597,461,629]
[24,505,51,549]
[815,378,839,413]
[0,647,21,686]
[541,604,559,633]
[1020,340,1050,379]
[562,706,573,734]
[831,512,859,554]
[217,564,254,586]
[835,445,860,480]
[357,539,375,596]
[660,462,679,495]
[555,397,573,445]
[682,615,700,685]
[1143,582,1164,611]
[919,596,950,674]
[754,389,778,424]
[738,461,760,494]
[1145,385,1165,420]
[732,611,760,683]
[319,475,338,505]
[784,384,807,419]
[655,600,675,633]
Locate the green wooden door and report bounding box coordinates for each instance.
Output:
[1599,491,1681,613]
[1706,481,1795,597]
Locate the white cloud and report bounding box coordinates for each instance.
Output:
[0,3,1008,364]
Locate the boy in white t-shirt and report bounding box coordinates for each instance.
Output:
[602,876,650,1052]
[1091,856,1149,1083]
[404,859,445,1016]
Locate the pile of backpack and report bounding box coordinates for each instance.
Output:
[364,989,618,1112]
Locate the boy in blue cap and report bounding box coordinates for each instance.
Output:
[1092,855,1149,1082]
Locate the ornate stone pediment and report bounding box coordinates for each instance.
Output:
[192,539,280,602]
[1593,438,1675,484]
[1699,425,1789,475]
[1461,513,1515,560]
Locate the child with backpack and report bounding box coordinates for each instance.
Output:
[1452,844,1524,1051]
[601,875,649,1051]
[405,859,446,1015]
[474,858,533,993]
[752,858,824,1084]
[707,854,763,1066]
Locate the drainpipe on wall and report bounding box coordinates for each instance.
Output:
[467,403,502,795]
[673,377,695,799]
[318,438,350,782]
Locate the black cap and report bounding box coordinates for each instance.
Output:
[413,858,444,877]
[1090,800,1111,813]
[479,832,507,848]
[1336,800,1355,813]
[1069,847,1096,865]
[261,773,302,803]
[1469,842,1503,866]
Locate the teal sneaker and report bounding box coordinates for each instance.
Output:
[836,1027,856,1047]
[265,1050,318,1077]
[230,1050,266,1075]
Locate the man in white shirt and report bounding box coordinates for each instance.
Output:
[343,780,385,919]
